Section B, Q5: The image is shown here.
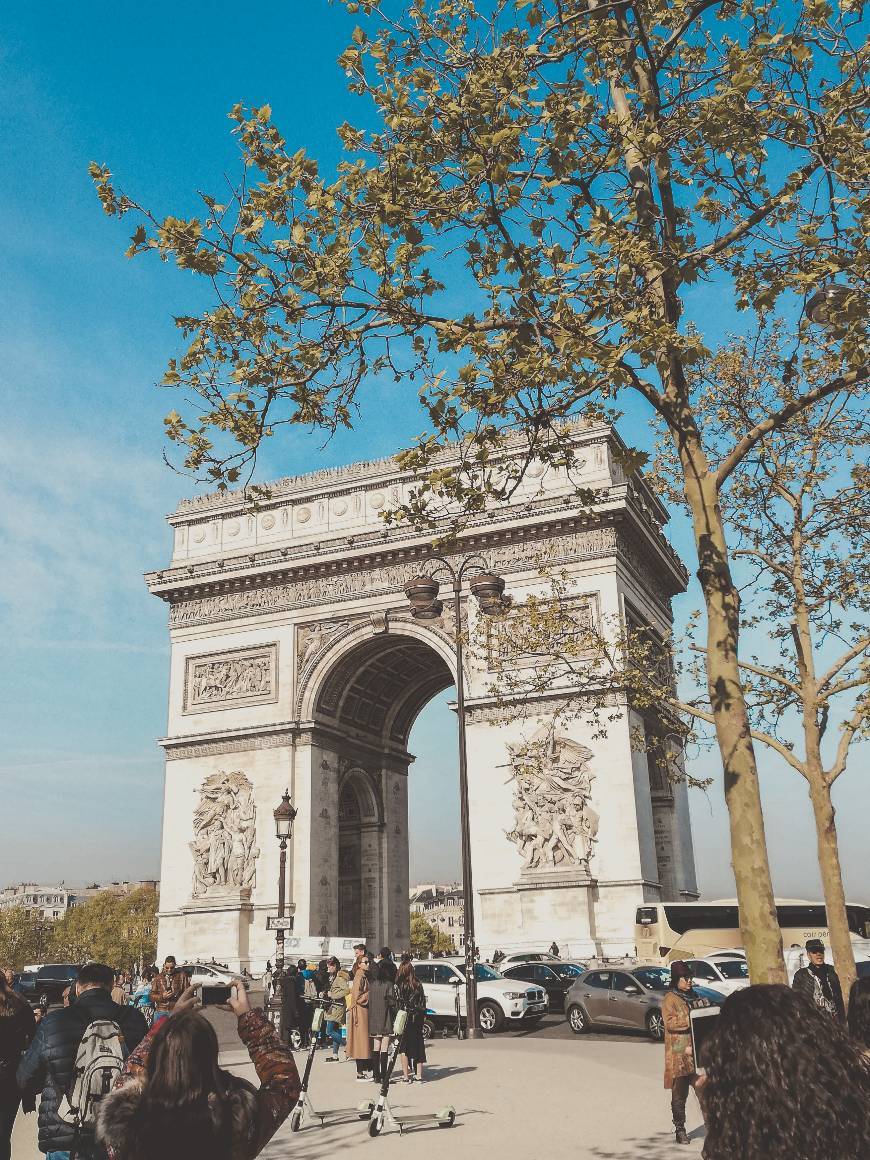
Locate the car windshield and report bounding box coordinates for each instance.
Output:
[633,967,671,992]
[455,964,501,982]
[716,959,749,979]
[552,963,584,979]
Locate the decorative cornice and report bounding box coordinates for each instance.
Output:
[171,420,610,518]
[160,722,299,761]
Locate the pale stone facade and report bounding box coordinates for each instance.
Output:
[410,884,464,949]
[147,425,698,969]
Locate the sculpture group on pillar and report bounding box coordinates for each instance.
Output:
[506,730,599,873]
[190,770,259,896]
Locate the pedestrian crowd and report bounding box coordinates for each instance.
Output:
[274,945,427,1085]
[2,936,870,1159]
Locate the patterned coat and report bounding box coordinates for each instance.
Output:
[97,1007,300,1160]
[662,990,696,1089]
[345,970,371,1060]
[150,969,190,1013]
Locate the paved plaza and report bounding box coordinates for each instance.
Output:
[11,1009,705,1159]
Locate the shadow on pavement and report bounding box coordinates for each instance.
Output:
[421,1064,477,1081]
[588,1126,706,1158]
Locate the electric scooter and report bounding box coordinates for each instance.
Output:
[288,1001,373,1132]
[366,1008,456,1136]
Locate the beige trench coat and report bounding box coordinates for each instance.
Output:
[346,969,371,1060]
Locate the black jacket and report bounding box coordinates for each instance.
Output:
[16,986,147,1155]
[0,992,36,1084]
[367,979,397,1037]
[792,963,845,1021]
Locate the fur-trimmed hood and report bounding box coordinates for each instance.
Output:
[96,1072,260,1160]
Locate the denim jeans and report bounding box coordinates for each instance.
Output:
[325,1020,343,1056]
[46,1153,71,1159]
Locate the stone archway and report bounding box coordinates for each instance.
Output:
[297,627,455,949]
[149,426,699,970]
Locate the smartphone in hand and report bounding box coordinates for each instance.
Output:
[200,984,232,1006]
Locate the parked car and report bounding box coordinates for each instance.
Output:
[501,961,587,1012]
[32,964,79,1007]
[683,956,749,995]
[413,959,548,1034]
[496,951,562,967]
[180,963,251,990]
[13,971,39,1004]
[565,966,725,1040]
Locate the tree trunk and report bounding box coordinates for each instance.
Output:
[677,436,786,983]
[808,774,856,998]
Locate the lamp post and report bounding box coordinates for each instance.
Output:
[405,555,509,1039]
[273,790,297,974]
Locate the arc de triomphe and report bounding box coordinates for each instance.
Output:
[147,424,698,969]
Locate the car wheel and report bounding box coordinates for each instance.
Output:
[290,1029,303,1051]
[477,1001,504,1033]
[421,1018,435,1040]
[39,993,49,1009]
[646,1009,665,1041]
[567,1004,589,1034]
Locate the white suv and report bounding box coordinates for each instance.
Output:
[413,959,548,1033]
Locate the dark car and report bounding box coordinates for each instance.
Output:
[13,971,39,1002]
[501,961,586,1012]
[565,965,725,1040]
[33,963,79,1006]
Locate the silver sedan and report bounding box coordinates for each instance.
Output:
[565,966,723,1040]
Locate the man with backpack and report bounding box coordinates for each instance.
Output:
[17,961,147,1159]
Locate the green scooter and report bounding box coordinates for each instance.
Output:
[366,1008,456,1136]
[288,1002,373,1132]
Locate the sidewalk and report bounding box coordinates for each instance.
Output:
[251,1034,705,1160]
[13,1023,705,1158]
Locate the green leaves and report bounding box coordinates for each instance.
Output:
[92,0,866,507]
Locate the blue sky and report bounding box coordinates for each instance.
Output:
[0,2,865,905]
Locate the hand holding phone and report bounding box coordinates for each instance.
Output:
[200,984,232,1006]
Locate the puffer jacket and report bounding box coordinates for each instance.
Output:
[16,986,148,1155]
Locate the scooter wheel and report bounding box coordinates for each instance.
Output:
[368,1115,384,1137]
[289,1109,302,1133]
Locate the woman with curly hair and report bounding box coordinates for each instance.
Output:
[699,984,870,1160]
[847,975,870,1051]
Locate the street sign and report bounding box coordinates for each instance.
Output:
[267,916,295,931]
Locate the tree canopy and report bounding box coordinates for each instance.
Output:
[92,0,868,981]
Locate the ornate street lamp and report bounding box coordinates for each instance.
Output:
[405,555,509,1038]
[805,284,861,327]
[273,790,297,972]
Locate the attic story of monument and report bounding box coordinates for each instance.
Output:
[147,424,697,969]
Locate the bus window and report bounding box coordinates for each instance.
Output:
[664,904,739,934]
[846,906,870,939]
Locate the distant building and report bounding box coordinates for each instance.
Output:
[0,883,75,920]
[0,880,158,920]
[410,883,465,949]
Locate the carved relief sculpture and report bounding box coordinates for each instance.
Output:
[506,731,599,873]
[296,619,350,671]
[190,770,259,896]
[183,645,278,713]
